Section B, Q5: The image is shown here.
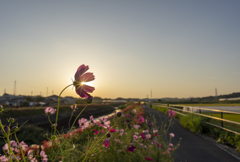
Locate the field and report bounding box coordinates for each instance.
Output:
[205,113,240,123]
[0,103,121,119]
[173,103,240,106]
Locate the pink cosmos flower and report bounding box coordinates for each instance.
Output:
[20,141,29,152]
[127,145,136,152]
[168,110,175,117]
[70,105,76,112]
[133,109,136,113]
[143,130,149,133]
[90,115,97,124]
[140,133,146,140]
[145,157,153,161]
[146,134,151,139]
[133,125,140,129]
[2,144,8,151]
[139,116,144,123]
[153,130,158,133]
[110,129,116,133]
[120,129,124,134]
[0,155,8,162]
[78,118,89,129]
[165,150,170,154]
[73,64,95,99]
[103,140,110,148]
[44,107,56,115]
[98,116,110,129]
[10,141,18,148]
[133,135,139,141]
[169,143,173,147]
[100,120,110,129]
[40,151,48,161]
[94,130,99,135]
[170,133,175,137]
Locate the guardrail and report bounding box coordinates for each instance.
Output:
[154,104,240,136]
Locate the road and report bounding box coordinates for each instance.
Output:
[143,104,240,162]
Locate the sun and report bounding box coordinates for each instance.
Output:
[81,81,94,87]
[81,82,85,85]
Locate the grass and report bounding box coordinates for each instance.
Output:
[0,103,179,161]
[172,103,240,106]
[153,105,240,152]
[0,103,122,119]
[205,113,240,123]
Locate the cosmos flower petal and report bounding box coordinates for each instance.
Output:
[74,65,89,81]
[76,87,89,98]
[82,84,95,93]
[80,72,95,82]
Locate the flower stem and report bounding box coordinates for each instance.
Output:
[50,84,72,160]
[14,133,26,162]
[68,111,74,130]
[53,84,73,136]
[6,135,20,162]
[48,115,53,125]
[52,104,88,161]
[83,117,120,162]
[69,104,88,131]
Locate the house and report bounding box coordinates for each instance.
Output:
[46,95,59,102]
[0,94,26,108]
[62,96,77,105]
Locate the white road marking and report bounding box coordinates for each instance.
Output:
[215,144,240,161]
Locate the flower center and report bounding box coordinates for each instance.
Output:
[73,81,81,88]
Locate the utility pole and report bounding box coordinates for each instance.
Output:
[14,80,16,96]
[52,90,54,95]
[4,88,6,94]
[46,87,48,97]
[215,88,218,102]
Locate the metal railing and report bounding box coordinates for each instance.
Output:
[154,104,240,136]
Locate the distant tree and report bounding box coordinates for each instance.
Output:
[24,96,34,102]
[93,96,102,100]
[34,95,45,102]
[115,97,124,100]
[21,101,29,107]
[75,98,87,104]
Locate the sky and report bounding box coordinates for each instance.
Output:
[0,1,240,99]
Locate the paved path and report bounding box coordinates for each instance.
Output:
[143,104,240,162]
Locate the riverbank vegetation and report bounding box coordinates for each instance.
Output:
[153,105,240,152]
[0,103,178,161]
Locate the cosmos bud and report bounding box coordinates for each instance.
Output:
[117,112,122,117]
